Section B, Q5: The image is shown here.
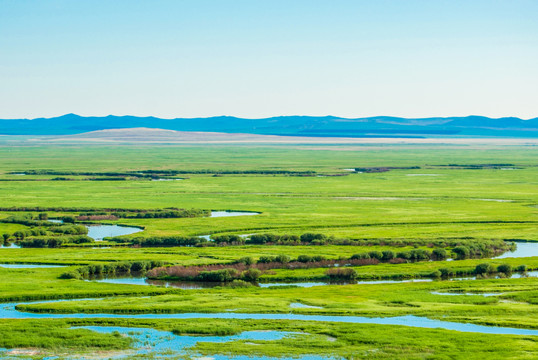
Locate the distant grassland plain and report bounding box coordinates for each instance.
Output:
[0,144,536,240]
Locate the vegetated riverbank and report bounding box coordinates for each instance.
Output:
[144,246,526,284]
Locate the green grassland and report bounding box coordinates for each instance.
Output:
[2,318,537,359]
[0,143,536,359]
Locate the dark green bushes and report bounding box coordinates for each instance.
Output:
[199,269,239,282]
[296,255,327,263]
[516,264,527,272]
[60,260,165,280]
[497,264,512,275]
[431,248,447,260]
[14,169,316,176]
[211,235,245,245]
[20,235,94,248]
[0,207,210,219]
[475,263,493,275]
[326,268,358,280]
[438,268,455,278]
[120,236,207,247]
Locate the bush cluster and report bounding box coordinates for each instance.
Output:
[20,235,94,248]
[15,169,316,177]
[60,260,165,280]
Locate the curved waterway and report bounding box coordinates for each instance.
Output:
[0,243,20,249]
[88,271,538,290]
[88,277,433,289]
[1,299,537,336]
[49,211,259,242]
[0,264,66,269]
[49,219,143,241]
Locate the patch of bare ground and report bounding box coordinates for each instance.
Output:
[26,128,538,145]
[5,348,42,356]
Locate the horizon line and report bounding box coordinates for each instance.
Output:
[2,113,538,121]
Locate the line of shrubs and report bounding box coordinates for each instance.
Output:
[109,233,512,260]
[111,209,210,219]
[211,233,514,253]
[329,263,532,282]
[147,246,528,283]
[0,207,210,220]
[354,166,421,173]
[326,268,358,280]
[20,235,94,248]
[59,260,166,280]
[430,263,528,279]
[15,169,317,176]
[122,236,207,247]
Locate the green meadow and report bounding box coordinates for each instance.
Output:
[0,143,537,359]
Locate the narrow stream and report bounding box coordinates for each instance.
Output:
[0,264,66,269]
[1,299,537,336]
[210,211,260,218]
[88,272,538,289]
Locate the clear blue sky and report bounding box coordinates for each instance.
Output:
[1,0,537,119]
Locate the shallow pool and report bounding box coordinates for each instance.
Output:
[86,225,143,241]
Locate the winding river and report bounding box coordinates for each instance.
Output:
[1,299,537,336]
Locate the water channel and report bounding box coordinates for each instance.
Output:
[1,299,537,336]
[0,264,66,269]
[88,271,538,290]
[89,276,437,289]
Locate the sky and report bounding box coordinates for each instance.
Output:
[1,0,537,119]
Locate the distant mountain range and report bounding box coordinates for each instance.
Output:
[0,114,537,137]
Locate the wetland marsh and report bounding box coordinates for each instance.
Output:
[0,144,537,359]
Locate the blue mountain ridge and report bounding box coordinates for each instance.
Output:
[0,114,537,137]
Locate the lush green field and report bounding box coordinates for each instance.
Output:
[0,143,536,359]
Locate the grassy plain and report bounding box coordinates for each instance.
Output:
[0,142,536,359]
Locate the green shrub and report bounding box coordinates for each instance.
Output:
[497,264,512,275]
[453,246,471,260]
[297,255,312,263]
[438,268,454,278]
[475,263,493,275]
[326,268,358,280]
[516,264,527,272]
[431,248,447,260]
[368,251,383,261]
[241,268,261,282]
[237,257,254,266]
[59,271,81,280]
